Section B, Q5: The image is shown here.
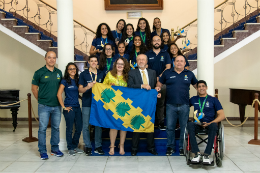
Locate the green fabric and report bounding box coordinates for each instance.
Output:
[32,65,62,107]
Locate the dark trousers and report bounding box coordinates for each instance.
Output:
[187,122,218,155]
[156,84,166,124]
[63,107,82,150]
[131,132,155,151]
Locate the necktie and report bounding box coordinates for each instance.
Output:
[142,70,148,85]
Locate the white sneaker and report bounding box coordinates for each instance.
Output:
[203,154,211,164]
[191,153,201,163]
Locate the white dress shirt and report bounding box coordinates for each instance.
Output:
[139,68,149,88]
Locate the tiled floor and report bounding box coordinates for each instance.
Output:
[0,120,260,173]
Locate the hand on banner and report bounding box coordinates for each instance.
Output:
[142,84,151,90]
[155,87,161,92]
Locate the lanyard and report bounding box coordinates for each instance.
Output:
[101,37,107,47]
[135,49,139,58]
[128,36,133,41]
[140,31,146,43]
[89,70,97,82]
[198,95,208,113]
[116,30,122,39]
[106,58,113,72]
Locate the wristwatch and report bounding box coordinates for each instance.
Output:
[63,107,66,110]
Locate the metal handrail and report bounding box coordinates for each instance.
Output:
[39,0,95,34]
[175,0,228,33]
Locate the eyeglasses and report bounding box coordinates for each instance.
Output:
[68,68,76,71]
[116,63,124,66]
[105,48,112,51]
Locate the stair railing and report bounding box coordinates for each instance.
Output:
[174,0,260,51]
[0,0,95,55]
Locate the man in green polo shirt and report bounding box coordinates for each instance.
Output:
[31,51,63,160]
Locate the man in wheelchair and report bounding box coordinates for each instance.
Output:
[188,80,225,164]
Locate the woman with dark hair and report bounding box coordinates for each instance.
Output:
[112,19,126,54]
[129,35,147,68]
[161,30,171,51]
[103,57,130,155]
[99,43,116,74]
[135,18,151,48]
[78,55,106,156]
[121,23,135,55]
[168,42,189,70]
[90,23,115,60]
[151,17,170,38]
[57,62,83,156]
[113,42,129,61]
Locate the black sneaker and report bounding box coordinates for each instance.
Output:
[158,123,166,130]
[166,147,174,156]
[85,147,92,156]
[179,149,184,156]
[94,147,105,155]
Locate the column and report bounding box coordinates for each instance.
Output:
[57,0,74,150]
[197,0,214,95]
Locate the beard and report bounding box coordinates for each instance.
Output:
[153,44,160,49]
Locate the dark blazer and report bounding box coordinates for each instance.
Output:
[127,68,157,89]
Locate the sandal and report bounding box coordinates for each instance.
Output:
[109,146,116,155]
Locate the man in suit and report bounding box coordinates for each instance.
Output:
[128,54,161,156]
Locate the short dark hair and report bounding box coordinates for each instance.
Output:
[197,80,207,87]
[88,55,98,61]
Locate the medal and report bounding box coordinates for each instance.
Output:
[101,37,107,48]
[194,95,208,124]
[89,70,97,82]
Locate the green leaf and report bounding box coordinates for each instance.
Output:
[116,102,131,117]
[101,88,116,103]
[131,115,145,130]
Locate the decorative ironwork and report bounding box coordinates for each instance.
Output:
[0,0,95,55]
[175,0,260,50]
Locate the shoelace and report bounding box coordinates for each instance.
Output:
[204,155,209,159]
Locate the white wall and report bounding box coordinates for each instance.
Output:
[0,30,45,119]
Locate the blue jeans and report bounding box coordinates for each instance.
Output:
[187,122,218,155]
[166,104,189,150]
[38,104,61,154]
[63,107,82,150]
[82,107,102,149]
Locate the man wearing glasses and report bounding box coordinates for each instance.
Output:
[31,51,63,160]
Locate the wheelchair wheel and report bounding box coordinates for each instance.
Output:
[218,123,225,160]
[183,127,188,156]
[216,155,222,167]
[186,150,191,165]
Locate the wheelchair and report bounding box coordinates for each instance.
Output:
[183,121,225,167]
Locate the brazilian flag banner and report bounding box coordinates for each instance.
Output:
[89,83,157,133]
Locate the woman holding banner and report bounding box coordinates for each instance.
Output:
[103,57,130,155]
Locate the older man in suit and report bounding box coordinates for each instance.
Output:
[128,54,160,156]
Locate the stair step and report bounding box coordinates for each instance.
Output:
[1,18,17,21]
[25,33,40,35]
[221,37,236,40]
[0,11,6,14]
[245,23,260,25]
[74,61,87,62]
[232,30,248,32]
[13,25,28,28]
[214,45,224,47]
[49,47,57,49]
[37,40,53,42]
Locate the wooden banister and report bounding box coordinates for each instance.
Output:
[38,0,96,34]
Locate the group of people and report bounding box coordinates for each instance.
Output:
[31,17,225,164]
